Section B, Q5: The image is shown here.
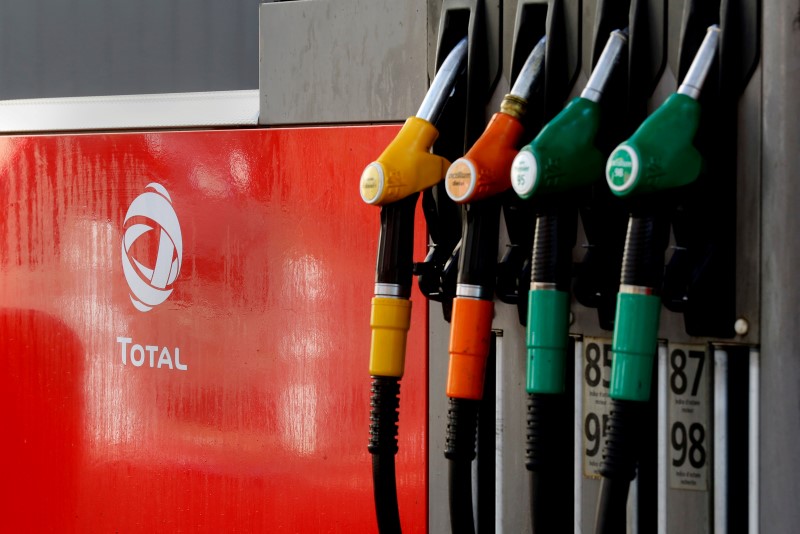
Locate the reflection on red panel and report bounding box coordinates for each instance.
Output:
[0,126,427,532]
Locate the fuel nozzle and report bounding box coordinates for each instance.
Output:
[509,29,628,200]
[360,38,468,207]
[362,37,469,534]
[501,29,629,534]
[518,28,629,390]
[442,38,548,404]
[438,38,549,534]
[593,25,720,534]
[606,25,720,197]
[364,36,469,378]
[444,36,546,204]
[604,25,720,400]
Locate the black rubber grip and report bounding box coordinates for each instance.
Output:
[531,210,575,291]
[593,399,644,534]
[368,377,401,455]
[525,392,562,472]
[368,377,402,534]
[444,397,479,462]
[620,215,665,289]
[527,392,573,534]
[531,214,559,285]
[599,399,642,482]
[445,397,478,534]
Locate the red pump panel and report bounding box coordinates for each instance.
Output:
[0,126,428,533]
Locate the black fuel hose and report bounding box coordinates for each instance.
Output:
[369,376,402,534]
[594,214,666,534]
[526,211,575,533]
[527,392,573,533]
[445,397,479,534]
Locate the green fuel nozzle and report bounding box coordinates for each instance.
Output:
[508,28,628,395]
[593,26,721,534]
[606,25,720,198]
[513,30,630,534]
[606,24,720,402]
[510,28,628,200]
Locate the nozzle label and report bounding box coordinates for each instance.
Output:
[445,159,476,202]
[510,150,537,198]
[359,163,384,204]
[606,145,639,193]
[582,337,613,478]
[668,343,710,492]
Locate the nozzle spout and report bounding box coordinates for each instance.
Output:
[580,28,629,103]
[678,25,720,100]
[416,37,469,124]
[509,36,547,101]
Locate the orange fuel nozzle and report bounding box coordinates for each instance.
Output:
[444,35,546,204]
[446,297,495,399]
[445,109,525,203]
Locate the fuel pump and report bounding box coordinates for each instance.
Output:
[509,28,628,532]
[593,25,720,534]
[441,36,546,534]
[359,37,468,534]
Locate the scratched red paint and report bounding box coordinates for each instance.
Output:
[0,127,428,533]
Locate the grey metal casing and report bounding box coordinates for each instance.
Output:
[259,0,429,125]
[760,1,800,532]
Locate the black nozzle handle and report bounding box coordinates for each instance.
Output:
[456,197,502,292]
[375,193,419,298]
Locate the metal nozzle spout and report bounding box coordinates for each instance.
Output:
[678,25,721,100]
[580,28,629,103]
[416,37,469,124]
[509,36,547,102]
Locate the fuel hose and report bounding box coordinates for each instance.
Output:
[442,36,547,534]
[510,28,629,532]
[594,25,720,534]
[360,37,468,534]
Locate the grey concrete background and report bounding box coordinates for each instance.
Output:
[0,0,262,99]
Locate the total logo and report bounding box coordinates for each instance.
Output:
[118,182,187,371]
[121,182,183,311]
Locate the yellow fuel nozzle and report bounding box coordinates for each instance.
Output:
[359,117,450,206]
[359,37,468,206]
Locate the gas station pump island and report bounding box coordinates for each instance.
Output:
[359,0,762,533]
[1,0,795,532]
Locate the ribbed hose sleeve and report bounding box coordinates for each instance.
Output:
[526,392,572,533]
[594,399,645,534]
[368,377,402,534]
[445,397,479,534]
[526,393,562,471]
[620,215,664,288]
[531,213,573,291]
